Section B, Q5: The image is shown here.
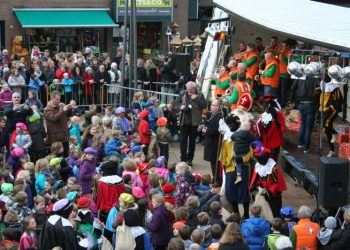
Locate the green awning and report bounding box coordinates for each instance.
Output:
[14,8,117,28]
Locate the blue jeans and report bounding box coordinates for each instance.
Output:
[297,102,316,151]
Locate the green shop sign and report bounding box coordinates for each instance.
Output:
[116,0,173,22]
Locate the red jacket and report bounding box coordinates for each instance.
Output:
[83,73,95,95]
[139,119,150,144]
[249,163,287,197]
[55,68,71,82]
[96,175,125,213]
[257,111,286,149]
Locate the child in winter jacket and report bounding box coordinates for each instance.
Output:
[317,216,342,249]
[25,90,44,112]
[138,110,151,155]
[27,105,46,163]
[156,117,173,163]
[61,72,74,101]
[154,156,169,179]
[12,122,32,151]
[28,74,44,95]
[175,162,195,207]
[0,83,12,110]
[122,158,143,188]
[69,116,81,148]
[78,147,97,195]
[104,130,126,158]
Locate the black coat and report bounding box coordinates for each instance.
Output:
[204,111,222,162]
[323,224,350,250]
[27,115,46,151]
[95,70,111,85]
[3,103,32,132]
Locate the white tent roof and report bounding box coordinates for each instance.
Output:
[213,0,350,51]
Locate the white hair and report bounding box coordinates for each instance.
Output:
[298,205,312,219]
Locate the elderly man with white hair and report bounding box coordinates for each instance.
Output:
[178,81,207,166]
[289,205,320,250]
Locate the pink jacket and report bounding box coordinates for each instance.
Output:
[0,90,12,109]
[122,170,143,188]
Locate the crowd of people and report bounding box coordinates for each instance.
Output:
[0,34,347,250]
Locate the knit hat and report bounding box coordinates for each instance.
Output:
[84,147,97,155]
[325,216,337,229]
[139,110,149,119]
[156,156,165,167]
[162,183,176,193]
[120,193,134,204]
[67,191,78,202]
[159,103,166,109]
[124,209,139,227]
[173,221,185,230]
[131,145,142,154]
[138,162,149,172]
[132,187,145,199]
[53,198,72,212]
[115,107,126,115]
[157,117,168,127]
[146,101,154,107]
[193,172,202,183]
[10,147,25,158]
[1,183,13,195]
[275,236,293,250]
[77,196,90,209]
[49,157,62,167]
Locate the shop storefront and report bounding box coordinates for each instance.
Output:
[13,8,116,54]
[114,0,173,57]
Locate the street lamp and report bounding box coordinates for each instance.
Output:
[165,25,172,53]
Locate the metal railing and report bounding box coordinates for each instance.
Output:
[1,81,180,111]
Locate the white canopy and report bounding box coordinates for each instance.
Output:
[213,0,350,51]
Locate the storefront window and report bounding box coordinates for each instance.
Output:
[27,28,57,52]
[137,22,161,57]
[83,29,100,54]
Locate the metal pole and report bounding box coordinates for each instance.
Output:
[129,0,133,88]
[132,0,138,89]
[121,0,129,106]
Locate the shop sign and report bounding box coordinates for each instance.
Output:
[116,0,173,21]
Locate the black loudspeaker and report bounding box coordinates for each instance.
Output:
[319,157,349,208]
[174,53,191,78]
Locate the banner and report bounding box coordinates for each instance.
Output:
[116,0,173,21]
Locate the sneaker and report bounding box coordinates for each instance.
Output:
[234,175,242,184]
[327,151,335,157]
[303,149,310,154]
[331,134,337,143]
[298,145,304,149]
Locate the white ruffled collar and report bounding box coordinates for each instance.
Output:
[255,158,276,177]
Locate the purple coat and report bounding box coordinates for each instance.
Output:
[78,158,96,194]
[146,205,172,246]
[0,90,12,109]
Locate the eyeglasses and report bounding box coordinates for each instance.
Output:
[211,104,219,106]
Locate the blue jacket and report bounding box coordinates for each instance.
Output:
[69,123,81,147]
[62,78,74,92]
[29,78,44,94]
[148,108,156,130]
[104,138,122,157]
[241,217,271,250]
